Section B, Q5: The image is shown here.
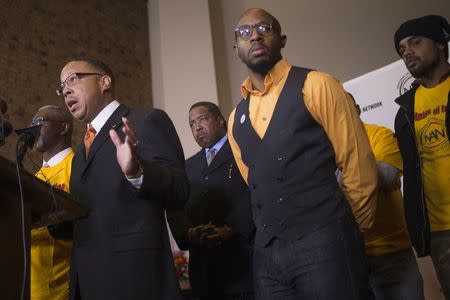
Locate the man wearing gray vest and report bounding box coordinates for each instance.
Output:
[228,8,378,300]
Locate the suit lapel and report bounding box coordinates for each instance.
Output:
[83,104,130,173]
[205,141,232,174]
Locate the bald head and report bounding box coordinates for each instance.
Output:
[37,105,73,123]
[237,8,282,33]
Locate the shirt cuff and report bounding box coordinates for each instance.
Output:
[127,175,143,189]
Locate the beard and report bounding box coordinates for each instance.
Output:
[407,50,441,79]
[243,53,283,75]
[408,60,436,78]
[246,58,275,74]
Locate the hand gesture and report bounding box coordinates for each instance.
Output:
[109,117,142,179]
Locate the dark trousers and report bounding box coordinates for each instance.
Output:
[253,215,370,300]
[430,230,450,300]
[367,248,424,300]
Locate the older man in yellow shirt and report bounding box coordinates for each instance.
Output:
[31,105,73,300]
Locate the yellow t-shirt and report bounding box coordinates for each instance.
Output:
[32,150,74,300]
[363,124,411,256]
[414,77,450,232]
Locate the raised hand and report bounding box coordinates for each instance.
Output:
[109,117,142,179]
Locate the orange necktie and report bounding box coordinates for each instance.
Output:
[84,123,96,157]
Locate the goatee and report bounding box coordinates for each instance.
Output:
[247,60,274,74]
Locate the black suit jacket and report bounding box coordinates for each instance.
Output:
[168,140,254,297]
[69,105,189,300]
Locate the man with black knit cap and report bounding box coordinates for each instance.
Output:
[394,15,450,299]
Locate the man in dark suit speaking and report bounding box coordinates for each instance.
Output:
[168,102,254,300]
[57,57,189,300]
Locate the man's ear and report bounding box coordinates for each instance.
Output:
[100,75,112,92]
[60,122,70,136]
[218,116,225,128]
[281,35,287,48]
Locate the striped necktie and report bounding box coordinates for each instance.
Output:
[206,148,216,166]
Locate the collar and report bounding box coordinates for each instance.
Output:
[43,147,72,167]
[205,134,228,156]
[240,58,291,98]
[90,100,120,133]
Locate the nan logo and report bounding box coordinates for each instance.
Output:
[418,119,448,152]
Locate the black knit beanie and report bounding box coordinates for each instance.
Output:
[394,15,449,58]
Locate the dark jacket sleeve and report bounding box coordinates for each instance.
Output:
[136,109,189,210]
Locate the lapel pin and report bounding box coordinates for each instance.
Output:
[240,114,246,124]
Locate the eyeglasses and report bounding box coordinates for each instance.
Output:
[30,117,65,126]
[56,72,104,96]
[234,22,274,40]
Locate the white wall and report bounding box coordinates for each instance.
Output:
[148,0,219,159]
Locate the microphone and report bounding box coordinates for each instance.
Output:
[15,124,42,137]
[15,124,42,167]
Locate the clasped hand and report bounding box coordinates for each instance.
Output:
[187,223,233,248]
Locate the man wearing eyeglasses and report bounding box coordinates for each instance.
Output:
[57,57,189,300]
[228,8,378,299]
[31,105,74,300]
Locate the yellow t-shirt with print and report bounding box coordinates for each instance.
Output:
[32,150,74,300]
[414,77,450,232]
[363,124,411,256]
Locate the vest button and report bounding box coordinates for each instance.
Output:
[277,155,283,161]
[263,224,268,230]
[278,197,283,203]
[276,177,285,183]
[204,175,209,180]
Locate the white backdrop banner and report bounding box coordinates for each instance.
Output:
[344,59,414,130]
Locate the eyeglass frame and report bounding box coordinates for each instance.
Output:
[234,21,275,41]
[29,116,67,126]
[56,72,105,96]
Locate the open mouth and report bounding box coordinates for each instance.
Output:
[66,98,78,112]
